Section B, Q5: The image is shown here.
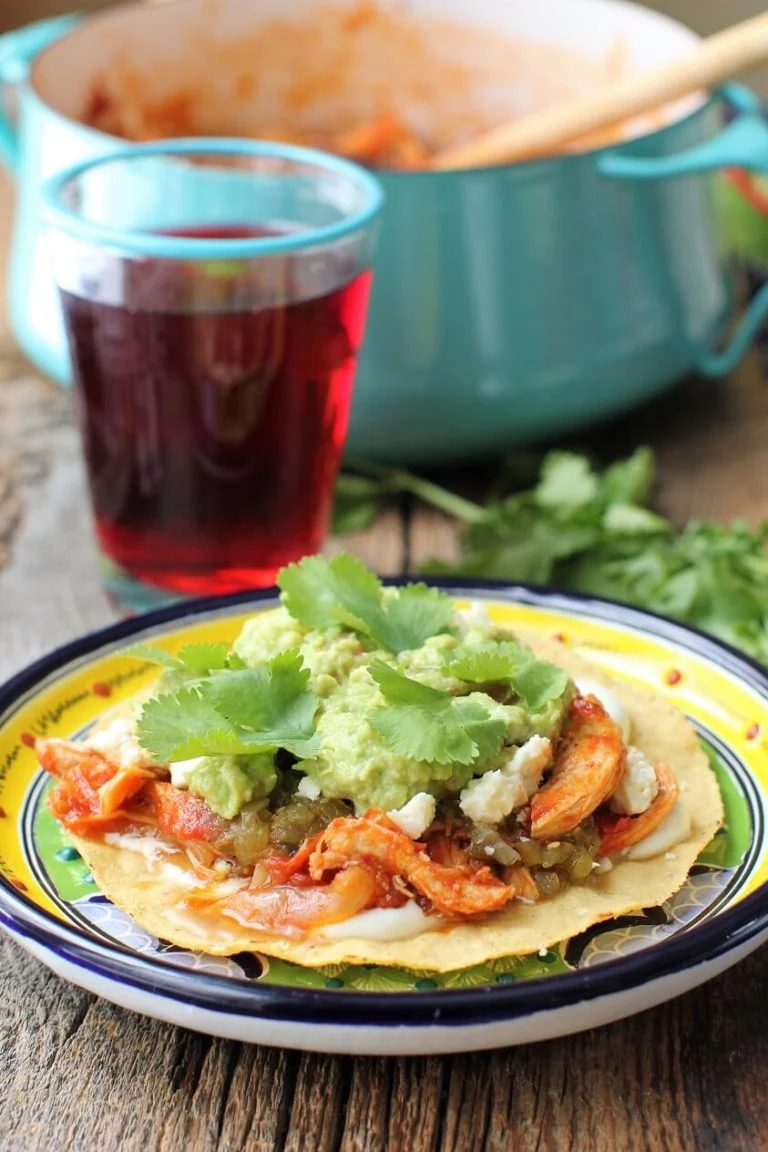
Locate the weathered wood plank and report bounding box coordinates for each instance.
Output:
[283,1054,349,1152]
[3,933,766,1151]
[386,1058,446,1152]
[0,367,113,680]
[596,356,768,528]
[438,949,768,1152]
[338,1058,394,1152]
[326,505,406,576]
[407,506,463,573]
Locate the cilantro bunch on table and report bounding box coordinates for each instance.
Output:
[334,449,768,664]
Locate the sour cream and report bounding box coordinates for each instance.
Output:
[574,677,631,742]
[87,716,151,771]
[627,801,692,860]
[103,831,168,862]
[320,901,444,942]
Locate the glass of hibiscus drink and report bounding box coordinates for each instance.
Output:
[43,141,383,612]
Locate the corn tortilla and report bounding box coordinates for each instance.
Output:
[70,638,723,971]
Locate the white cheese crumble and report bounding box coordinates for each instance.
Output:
[387,792,436,839]
[319,900,444,942]
[87,716,151,771]
[459,736,552,825]
[574,677,631,742]
[453,600,491,634]
[610,746,659,816]
[297,776,322,800]
[169,756,206,790]
[627,800,692,860]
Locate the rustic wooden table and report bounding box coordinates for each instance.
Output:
[1,182,767,1146]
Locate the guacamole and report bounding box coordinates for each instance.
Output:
[174,752,277,820]
[230,605,572,814]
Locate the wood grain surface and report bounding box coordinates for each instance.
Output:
[1,170,767,1148]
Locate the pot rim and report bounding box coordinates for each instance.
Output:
[26,0,716,177]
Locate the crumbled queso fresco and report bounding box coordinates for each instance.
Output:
[459,736,552,825]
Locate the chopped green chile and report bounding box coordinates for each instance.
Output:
[511,823,599,898]
[539,842,572,868]
[535,870,562,897]
[567,846,595,881]
[217,801,271,869]
[468,825,520,866]
[515,839,547,868]
[269,796,351,852]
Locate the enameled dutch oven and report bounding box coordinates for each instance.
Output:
[2,0,768,465]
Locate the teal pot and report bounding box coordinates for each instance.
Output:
[2,0,768,465]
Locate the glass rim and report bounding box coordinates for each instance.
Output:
[41,137,385,259]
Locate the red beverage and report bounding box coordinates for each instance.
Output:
[61,225,372,596]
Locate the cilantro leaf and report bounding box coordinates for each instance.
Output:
[443,641,531,683]
[124,642,183,670]
[510,660,570,712]
[279,553,381,632]
[332,473,389,534]
[370,703,478,764]
[137,688,247,762]
[452,699,509,763]
[136,650,321,762]
[371,584,456,654]
[602,503,668,536]
[444,642,570,712]
[534,453,599,510]
[279,553,454,654]
[367,661,506,765]
[175,643,232,673]
[367,660,447,706]
[601,447,654,505]
[124,640,233,675]
[202,650,320,757]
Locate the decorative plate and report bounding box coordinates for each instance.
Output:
[1,582,767,1055]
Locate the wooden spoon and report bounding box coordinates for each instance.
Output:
[434,11,768,170]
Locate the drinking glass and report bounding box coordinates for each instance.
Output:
[43,140,383,613]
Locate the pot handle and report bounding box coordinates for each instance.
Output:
[0,14,80,175]
[597,84,768,180]
[597,84,768,376]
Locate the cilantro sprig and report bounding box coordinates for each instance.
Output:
[367,661,506,766]
[444,642,570,712]
[333,450,768,665]
[135,649,320,763]
[125,641,238,675]
[278,553,455,653]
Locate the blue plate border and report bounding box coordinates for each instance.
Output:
[1,579,767,1030]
